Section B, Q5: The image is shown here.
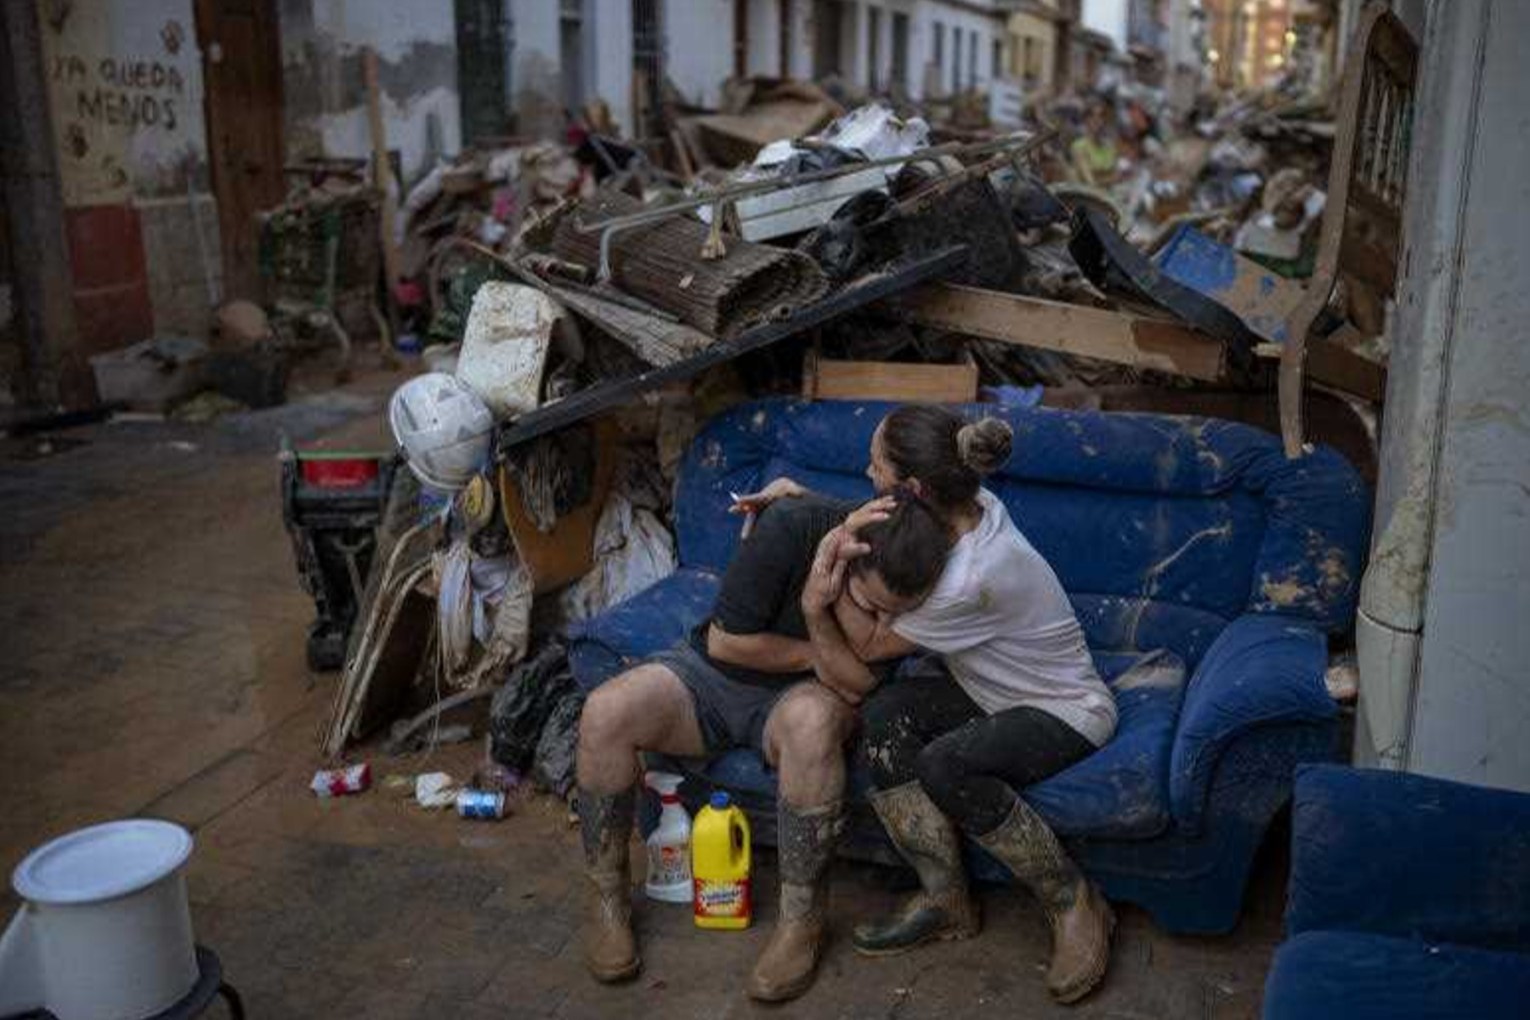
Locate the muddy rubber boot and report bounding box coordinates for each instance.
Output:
[746,800,844,1002]
[578,787,640,983]
[853,782,981,956]
[975,798,1114,1004]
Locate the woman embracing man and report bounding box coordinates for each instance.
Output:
[739,403,1119,1004]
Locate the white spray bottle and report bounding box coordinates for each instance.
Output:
[644,771,693,903]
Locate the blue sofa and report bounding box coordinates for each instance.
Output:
[569,397,1369,934]
[1264,765,1530,1018]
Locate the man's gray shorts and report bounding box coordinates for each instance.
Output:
[648,642,799,755]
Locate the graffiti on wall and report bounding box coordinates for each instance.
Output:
[53,53,187,133]
[39,0,205,207]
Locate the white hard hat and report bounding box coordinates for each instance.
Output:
[388,372,495,491]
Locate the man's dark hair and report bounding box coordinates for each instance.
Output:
[849,491,951,597]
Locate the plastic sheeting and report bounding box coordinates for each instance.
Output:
[532,690,584,799]
[489,641,576,771]
[560,484,677,624]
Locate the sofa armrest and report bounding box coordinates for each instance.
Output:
[1169,614,1335,833]
[1287,764,1530,950]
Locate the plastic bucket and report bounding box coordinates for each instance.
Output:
[0,820,198,1020]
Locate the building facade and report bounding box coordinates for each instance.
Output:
[1203,0,1294,90]
[495,0,1017,136]
[1,0,1020,410]
[1006,1,1064,94]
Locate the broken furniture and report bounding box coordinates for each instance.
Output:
[1262,765,1530,1018]
[482,133,1051,449]
[280,450,397,671]
[1154,225,1387,406]
[568,396,1370,934]
[322,470,436,758]
[496,247,967,449]
[1275,2,1416,456]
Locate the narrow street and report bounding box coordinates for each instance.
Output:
[0,370,1280,1018]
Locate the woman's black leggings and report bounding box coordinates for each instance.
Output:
[859,664,1096,836]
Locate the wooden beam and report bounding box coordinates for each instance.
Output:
[363,48,403,301]
[893,283,1226,382]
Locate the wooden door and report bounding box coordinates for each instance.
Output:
[194,0,284,300]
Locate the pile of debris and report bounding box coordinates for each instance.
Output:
[303,37,1404,804]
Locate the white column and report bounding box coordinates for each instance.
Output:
[589,0,634,136]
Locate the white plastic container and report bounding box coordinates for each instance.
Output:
[454,283,580,418]
[0,819,199,1020]
[644,772,693,903]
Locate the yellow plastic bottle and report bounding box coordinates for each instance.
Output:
[691,791,752,929]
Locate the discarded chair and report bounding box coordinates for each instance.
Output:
[1275,2,1417,456]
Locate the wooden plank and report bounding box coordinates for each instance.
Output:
[893,283,1226,382]
[497,419,618,595]
[363,48,402,301]
[804,350,978,403]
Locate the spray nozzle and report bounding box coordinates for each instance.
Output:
[645,771,683,797]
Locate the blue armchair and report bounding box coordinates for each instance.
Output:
[569,398,1370,934]
[1263,765,1530,1018]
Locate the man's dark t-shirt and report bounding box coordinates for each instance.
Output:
[688,496,849,687]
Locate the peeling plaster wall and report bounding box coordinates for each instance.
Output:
[509,0,634,141]
[279,0,461,186]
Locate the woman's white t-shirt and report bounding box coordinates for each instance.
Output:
[892,488,1118,747]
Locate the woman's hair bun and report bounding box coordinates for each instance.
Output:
[955,418,1014,476]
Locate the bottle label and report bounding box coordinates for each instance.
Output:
[648,843,690,887]
[694,878,751,919]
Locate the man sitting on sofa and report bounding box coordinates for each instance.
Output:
[574,491,948,1002]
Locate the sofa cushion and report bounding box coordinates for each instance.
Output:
[661,649,1187,842]
[568,568,720,693]
[1263,930,1530,1020]
[1024,650,1186,839]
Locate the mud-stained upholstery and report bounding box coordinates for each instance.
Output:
[1262,766,1530,1018]
[569,398,1370,933]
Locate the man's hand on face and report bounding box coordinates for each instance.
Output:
[801,526,851,616]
